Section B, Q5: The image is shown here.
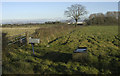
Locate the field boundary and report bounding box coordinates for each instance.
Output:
[7,31,30,47]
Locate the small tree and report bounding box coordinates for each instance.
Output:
[65,4,87,27]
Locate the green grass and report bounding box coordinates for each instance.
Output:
[2,23,62,37]
[2,27,40,37]
[2,25,120,74]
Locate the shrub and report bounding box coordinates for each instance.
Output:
[72,53,88,63]
[79,66,99,74]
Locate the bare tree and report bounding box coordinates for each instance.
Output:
[65,4,87,27]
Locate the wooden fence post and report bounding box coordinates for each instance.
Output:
[26,32,29,45]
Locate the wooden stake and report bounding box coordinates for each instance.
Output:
[26,31,29,45]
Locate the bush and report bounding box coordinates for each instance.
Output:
[3,61,34,74]
[72,53,88,63]
[2,33,9,53]
[79,66,99,74]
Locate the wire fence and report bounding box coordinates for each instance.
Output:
[7,32,30,47]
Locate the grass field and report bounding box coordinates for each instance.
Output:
[2,27,41,37]
[2,25,120,74]
[2,24,61,36]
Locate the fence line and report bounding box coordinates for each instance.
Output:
[7,31,30,47]
[8,32,27,38]
[8,35,26,43]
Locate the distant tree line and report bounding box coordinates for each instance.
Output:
[85,11,119,25]
[2,21,63,27]
[2,23,43,27]
[45,21,61,24]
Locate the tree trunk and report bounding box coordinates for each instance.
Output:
[75,19,78,27]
